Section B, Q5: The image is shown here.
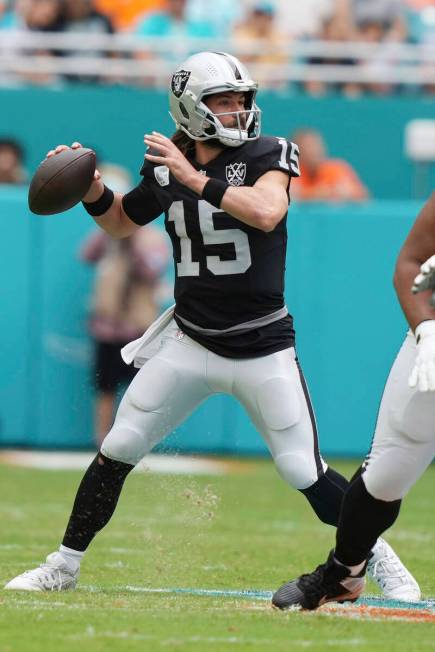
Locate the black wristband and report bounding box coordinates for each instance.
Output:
[201,178,230,208]
[82,185,114,217]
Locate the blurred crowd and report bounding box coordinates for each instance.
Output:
[1,0,435,94]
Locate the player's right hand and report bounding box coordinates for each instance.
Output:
[408,320,435,391]
[46,142,101,182]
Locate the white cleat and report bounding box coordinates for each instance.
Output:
[368,538,421,602]
[4,552,79,592]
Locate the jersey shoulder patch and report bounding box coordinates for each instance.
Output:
[243,136,300,183]
[153,165,170,187]
[139,152,170,184]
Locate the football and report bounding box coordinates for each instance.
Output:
[28,147,96,215]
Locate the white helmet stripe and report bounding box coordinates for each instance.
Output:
[214,52,243,81]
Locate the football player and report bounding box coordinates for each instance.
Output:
[5,52,419,598]
[272,193,435,611]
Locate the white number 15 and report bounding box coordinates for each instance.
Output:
[168,200,252,277]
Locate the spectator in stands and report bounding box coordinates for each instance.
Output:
[24,0,65,34]
[134,0,216,37]
[303,14,360,97]
[132,0,217,83]
[339,0,407,41]
[187,0,242,38]
[0,0,18,29]
[80,223,169,446]
[326,0,407,96]
[0,1,64,85]
[271,0,336,38]
[355,19,400,96]
[291,128,369,202]
[403,1,435,94]
[405,0,435,44]
[63,0,113,34]
[232,2,287,87]
[61,0,114,83]
[1,0,65,31]
[94,0,163,31]
[0,138,27,184]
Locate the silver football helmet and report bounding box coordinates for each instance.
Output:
[169,51,261,148]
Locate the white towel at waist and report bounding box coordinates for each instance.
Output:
[121,303,175,368]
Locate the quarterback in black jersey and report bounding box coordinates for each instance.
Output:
[4,51,419,601]
[124,132,299,358]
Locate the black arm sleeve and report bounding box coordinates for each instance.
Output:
[122,178,172,226]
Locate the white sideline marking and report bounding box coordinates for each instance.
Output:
[67,629,276,645]
[390,529,434,543]
[66,630,367,647]
[0,450,236,475]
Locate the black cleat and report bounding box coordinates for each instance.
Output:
[272,550,366,611]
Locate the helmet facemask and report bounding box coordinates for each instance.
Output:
[195,91,261,147]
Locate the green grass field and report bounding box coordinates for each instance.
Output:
[1,459,434,652]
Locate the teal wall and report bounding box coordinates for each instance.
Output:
[0,187,419,457]
[2,86,430,457]
[2,87,435,199]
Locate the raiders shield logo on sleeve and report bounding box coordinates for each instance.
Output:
[154,165,170,186]
[226,162,247,186]
[171,70,191,98]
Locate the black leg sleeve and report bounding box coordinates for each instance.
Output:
[335,475,402,566]
[62,453,134,552]
[299,467,350,526]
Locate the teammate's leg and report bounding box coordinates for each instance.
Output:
[5,329,212,591]
[335,334,435,566]
[234,345,420,601]
[272,336,428,609]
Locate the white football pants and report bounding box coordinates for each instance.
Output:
[102,321,327,489]
[363,332,435,501]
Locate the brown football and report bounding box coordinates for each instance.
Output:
[28,147,96,215]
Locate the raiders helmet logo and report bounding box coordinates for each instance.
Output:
[226,162,247,186]
[171,70,191,98]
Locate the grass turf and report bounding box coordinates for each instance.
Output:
[0,459,434,651]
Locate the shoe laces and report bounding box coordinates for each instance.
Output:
[368,557,408,591]
[24,563,66,591]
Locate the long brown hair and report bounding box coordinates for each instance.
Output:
[171,129,195,157]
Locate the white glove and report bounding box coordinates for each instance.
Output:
[409,320,435,391]
[412,255,435,307]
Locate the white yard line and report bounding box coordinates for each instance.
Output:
[0,450,244,475]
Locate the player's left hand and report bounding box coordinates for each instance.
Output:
[412,255,435,307]
[408,320,435,391]
[144,132,198,187]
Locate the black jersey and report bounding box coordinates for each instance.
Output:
[122,136,300,358]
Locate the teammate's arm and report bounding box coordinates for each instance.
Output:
[144,132,290,232]
[394,193,435,391]
[394,192,435,331]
